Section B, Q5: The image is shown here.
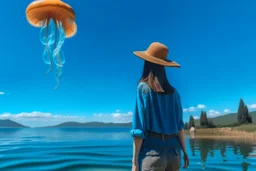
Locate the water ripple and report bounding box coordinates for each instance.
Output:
[0,128,255,171]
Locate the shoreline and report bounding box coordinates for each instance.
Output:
[185,128,256,144]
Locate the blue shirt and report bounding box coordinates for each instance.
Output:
[130,82,185,139]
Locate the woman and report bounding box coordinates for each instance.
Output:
[130,42,189,171]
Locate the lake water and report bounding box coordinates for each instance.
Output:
[0,127,255,171]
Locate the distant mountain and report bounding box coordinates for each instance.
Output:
[46,121,132,128]
[194,111,256,127]
[0,119,29,128]
[2,111,254,128]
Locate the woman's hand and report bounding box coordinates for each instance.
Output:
[183,152,189,168]
[132,159,139,171]
[178,130,189,168]
[132,164,138,171]
[132,138,142,171]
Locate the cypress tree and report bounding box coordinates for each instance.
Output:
[204,111,208,127]
[237,99,244,123]
[200,111,209,128]
[200,111,204,127]
[242,105,249,124]
[184,122,189,130]
[189,115,195,128]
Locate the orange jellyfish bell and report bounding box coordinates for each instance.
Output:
[26,0,77,38]
[25,0,77,90]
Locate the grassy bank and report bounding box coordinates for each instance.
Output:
[232,124,256,132]
[185,124,256,144]
[185,124,256,134]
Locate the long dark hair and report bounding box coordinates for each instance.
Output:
[139,61,174,94]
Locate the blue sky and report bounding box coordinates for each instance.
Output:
[0,0,256,127]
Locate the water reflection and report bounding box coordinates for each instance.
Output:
[188,138,256,171]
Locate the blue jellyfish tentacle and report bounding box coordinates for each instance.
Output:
[40,20,46,27]
[48,19,56,45]
[43,45,54,75]
[40,19,56,46]
[53,21,61,89]
[52,49,65,89]
[40,18,58,76]
[53,66,62,90]
[53,21,66,66]
[57,21,66,49]
[42,45,52,65]
[52,20,66,90]
[53,49,65,67]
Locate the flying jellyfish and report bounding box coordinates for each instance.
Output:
[25,0,77,89]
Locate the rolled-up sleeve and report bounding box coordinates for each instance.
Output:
[130,83,149,139]
[176,91,185,131]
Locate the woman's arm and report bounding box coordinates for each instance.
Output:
[175,90,186,153]
[178,129,187,154]
[132,137,143,165]
[178,129,189,168]
[176,90,189,168]
[130,83,150,166]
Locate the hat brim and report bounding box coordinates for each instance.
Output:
[133,51,180,67]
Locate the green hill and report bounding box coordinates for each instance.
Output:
[45,121,132,128]
[0,119,29,128]
[194,111,256,127]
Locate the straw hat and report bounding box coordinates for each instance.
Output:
[133,42,180,67]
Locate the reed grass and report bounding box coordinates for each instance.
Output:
[233,124,256,132]
[185,126,256,144]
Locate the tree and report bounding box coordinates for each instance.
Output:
[237,99,244,123]
[237,99,252,124]
[248,114,253,123]
[189,115,195,128]
[207,120,216,128]
[200,111,204,127]
[203,111,208,126]
[200,111,209,128]
[184,122,189,130]
[241,105,249,124]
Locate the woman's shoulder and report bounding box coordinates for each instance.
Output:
[137,82,151,94]
[172,88,181,100]
[167,86,180,98]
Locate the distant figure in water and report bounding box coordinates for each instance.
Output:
[130,42,189,171]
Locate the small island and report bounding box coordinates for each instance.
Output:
[0,119,29,128]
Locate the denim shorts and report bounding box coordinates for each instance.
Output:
[138,135,181,171]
